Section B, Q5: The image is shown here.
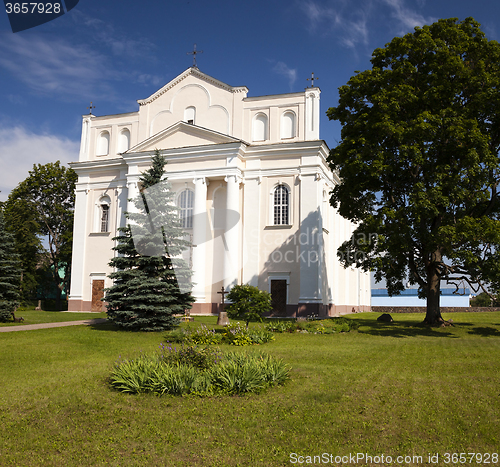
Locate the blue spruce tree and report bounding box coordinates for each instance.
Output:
[105,150,193,331]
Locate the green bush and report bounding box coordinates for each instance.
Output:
[223,322,274,346]
[189,324,223,345]
[265,317,358,334]
[109,348,290,396]
[226,284,272,327]
[265,320,296,333]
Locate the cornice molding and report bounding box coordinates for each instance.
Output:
[137,68,248,106]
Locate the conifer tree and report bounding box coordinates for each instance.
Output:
[105,150,193,331]
[0,211,22,322]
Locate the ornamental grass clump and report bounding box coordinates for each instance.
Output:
[109,346,290,396]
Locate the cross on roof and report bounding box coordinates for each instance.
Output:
[87,101,95,114]
[307,72,319,87]
[187,44,203,68]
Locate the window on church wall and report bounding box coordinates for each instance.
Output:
[273,185,290,225]
[118,128,130,153]
[184,106,196,125]
[178,189,194,229]
[96,195,111,232]
[281,111,296,139]
[97,130,110,156]
[252,113,268,142]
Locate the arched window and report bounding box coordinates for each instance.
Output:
[178,189,194,228]
[97,196,111,232]
[273,185,289,225]
[252,113,268,141]
[184,106,196,125]
[118,128,130,153]
[97,130,110,156]
[281,111,296,139]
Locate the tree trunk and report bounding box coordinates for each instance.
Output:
[423,262,444,325]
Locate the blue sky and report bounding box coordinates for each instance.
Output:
[1,0,500,201]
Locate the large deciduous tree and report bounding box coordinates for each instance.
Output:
[105,150,193,331]
[5,162,77,310]
[327,18,500,325]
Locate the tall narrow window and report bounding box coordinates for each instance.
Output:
[100,204,110,232]
[178,189,194,228]
[274,185,289,225]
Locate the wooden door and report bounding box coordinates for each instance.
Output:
[91,280,105,312]
[271,280,287,315]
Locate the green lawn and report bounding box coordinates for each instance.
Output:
[0,308,106,326]
[0,312,499,466]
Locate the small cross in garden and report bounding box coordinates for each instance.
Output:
[217,286,229,309]
[87,102,95,114]
[307,72,318,87]
[187,44,203,68]
[216,286,230,325]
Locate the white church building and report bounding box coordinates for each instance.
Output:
[68,66,371,316]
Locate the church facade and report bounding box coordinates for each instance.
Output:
[68,67,371,316]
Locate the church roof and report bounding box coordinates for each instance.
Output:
[137,67,249,106]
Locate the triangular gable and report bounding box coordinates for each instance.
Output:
[126,121,244,153]
[137,67,248,106]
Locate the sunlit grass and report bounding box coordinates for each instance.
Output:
[0,312,499,466]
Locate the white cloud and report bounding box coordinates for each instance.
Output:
[0,33,120,100]
[0,126,79,202]
[300,0,370,49]
[299,0,434,49]
[381,0,434,32]
[272,62,298,90]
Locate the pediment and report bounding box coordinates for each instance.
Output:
[137,67,248,106]
[126,121,243,153]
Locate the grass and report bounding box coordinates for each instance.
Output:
[0,312,499,466]
[0,307,106,327]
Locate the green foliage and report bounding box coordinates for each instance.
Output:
[105,150,193,331]
[188,324,223,345]
[265,317,358,334]
[226,284,272,326]
[0,211,21,321]
[265,320,297,333]
[158,342,222,370]
[223,322,274,346]
[4,162,76,307]
[109,348,290,396]
[327,18,500,324]
[164,322,274,346]
[469,292,499,307]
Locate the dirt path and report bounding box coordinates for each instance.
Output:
[0,318,108,333]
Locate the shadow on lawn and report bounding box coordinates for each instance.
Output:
[351,318,459,338]
[467,326,500,337]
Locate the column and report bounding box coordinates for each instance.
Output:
[68,187,88,311]
[224,175,240,290]
[191,177,208,302]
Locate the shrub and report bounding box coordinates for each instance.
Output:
[226,284,272,327]
[109,348,290,396]
[223,322,274,346]
[189,324,223,345]
[158,342,221,369]
[265,320,296,333]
